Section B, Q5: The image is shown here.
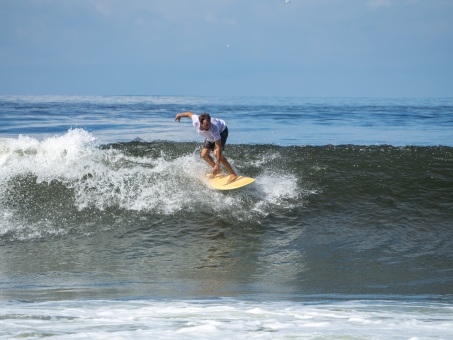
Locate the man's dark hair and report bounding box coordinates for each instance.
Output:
[199,113,211,124]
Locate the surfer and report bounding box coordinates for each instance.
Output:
[175,112,238,183]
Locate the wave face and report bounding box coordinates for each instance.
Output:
[1,129,452,236]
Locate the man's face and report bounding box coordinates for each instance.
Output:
[200,120,211,131]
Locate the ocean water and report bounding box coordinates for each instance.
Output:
[1,95,453,339]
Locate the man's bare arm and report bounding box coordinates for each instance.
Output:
[175,111,194,122]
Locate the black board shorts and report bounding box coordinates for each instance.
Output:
[203,127,229,151]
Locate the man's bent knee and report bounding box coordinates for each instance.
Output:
[201,148,211,159]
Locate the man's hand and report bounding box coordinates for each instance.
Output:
[213,164,221,175]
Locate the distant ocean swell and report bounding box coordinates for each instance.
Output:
[2,95,453,146]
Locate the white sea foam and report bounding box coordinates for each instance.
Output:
[256,172,299,205]
[0,299,452,339]
[0,128,98,183]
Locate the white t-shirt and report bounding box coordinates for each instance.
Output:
[191,114,226,142]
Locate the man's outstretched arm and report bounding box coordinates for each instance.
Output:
[175,111,194,122]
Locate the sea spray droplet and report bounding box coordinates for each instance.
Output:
[252,172,301,215]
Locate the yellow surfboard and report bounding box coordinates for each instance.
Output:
[205,173,256,190]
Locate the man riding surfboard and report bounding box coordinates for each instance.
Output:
[175,112,238,184]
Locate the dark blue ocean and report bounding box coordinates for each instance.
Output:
[1,95,453,339]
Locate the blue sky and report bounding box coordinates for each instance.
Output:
[1,0,452,97]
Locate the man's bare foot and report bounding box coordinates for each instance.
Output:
[208,171,221,179]
[226,174,239,184]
